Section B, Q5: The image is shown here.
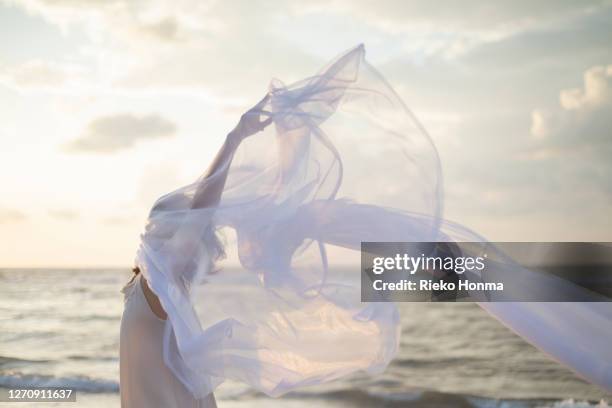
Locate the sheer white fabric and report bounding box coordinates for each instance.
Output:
[135,44,612,397]
[136,44,429,397]
[433,225,612,392]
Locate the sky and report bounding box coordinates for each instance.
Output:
[1,0,611,267]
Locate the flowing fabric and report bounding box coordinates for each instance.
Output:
[136,44,612,398]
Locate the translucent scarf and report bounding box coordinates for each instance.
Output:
[136,45,612,397]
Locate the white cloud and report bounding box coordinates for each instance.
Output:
[518,63,612,204]
[297,0,607,32]
[65,112,177,153]
[559,65,612,110]
[530,110,548,139]
[48,209,79,220]
[1,0,317,98]
[530,64,612,149]
[0,208,27,223]
[137,16,179,42]
[0,60,81,89]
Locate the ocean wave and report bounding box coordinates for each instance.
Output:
[0,373,118,393]
[66,354,117,362]
[63,314,121,322]
[535,400,610,408]
[0,373,608,406]
[284,388,478,407]
[271,388,609,408]
[0,356,50,366]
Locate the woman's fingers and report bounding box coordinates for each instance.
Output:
[259,116,273,129]
[234,94,273,137]
[253,93,270,110]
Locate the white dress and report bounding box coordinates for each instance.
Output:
[119,274,217,408]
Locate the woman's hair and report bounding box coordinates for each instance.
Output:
[126,265,141,285]
[130,226,225,285]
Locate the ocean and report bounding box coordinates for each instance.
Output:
[1,268,610,407]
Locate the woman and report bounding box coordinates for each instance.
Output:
[120,45,415,407]
[119,96,273,407]
[120,44,612,407]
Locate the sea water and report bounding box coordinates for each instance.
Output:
[0,269,610,407]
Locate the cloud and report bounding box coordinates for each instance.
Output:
[48,209,79,220]
[301,0,608,32]
[0,60,76,89]
[425,63,612,223]
[138,16,181,42]
[12,0,609,102]
[2,0,318,98]
[4,0,219,44]
[517,64,612,200]
[14,0,606,33]
[529,64,612,150]
[0,208,27,223]
[293,0,612,66]
[7,0,611,68]
[459,7,612,70]
[102,215,132,225]
[559,65,612,110]
[65,113,177,153]
[530,110,548,139]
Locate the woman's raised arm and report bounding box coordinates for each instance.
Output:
[191,94,272,209]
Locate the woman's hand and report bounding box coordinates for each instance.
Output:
[228,94,273,145]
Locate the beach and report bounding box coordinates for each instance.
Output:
[1,269,610,407]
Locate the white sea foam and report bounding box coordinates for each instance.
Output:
[0,373,118,393]
[537,399,610,408]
